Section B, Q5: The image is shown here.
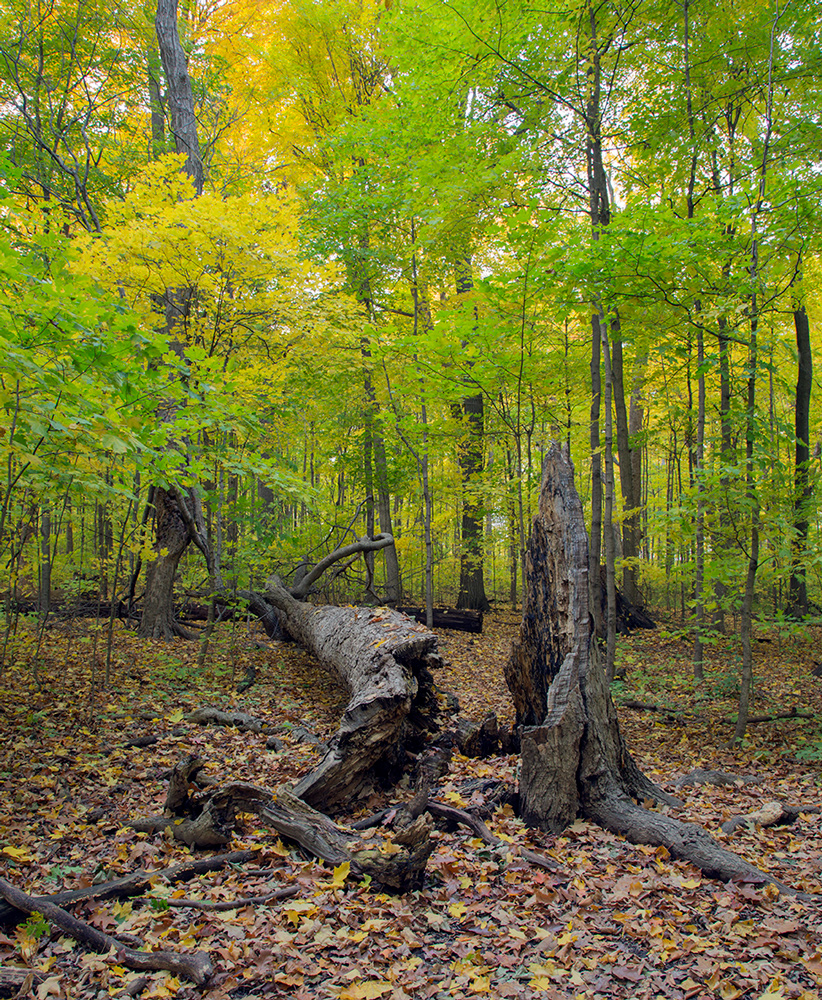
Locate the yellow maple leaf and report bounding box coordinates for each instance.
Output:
[2,846,34,862]
[331,861,350,888]
[339,981,393,1000]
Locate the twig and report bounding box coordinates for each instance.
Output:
[164,885,299,910]
[427,800,564,873]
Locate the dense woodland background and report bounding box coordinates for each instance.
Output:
[0,0,821,703]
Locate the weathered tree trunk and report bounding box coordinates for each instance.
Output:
[138,489,193,639]
[264,582,442,811]
[505,444,800,893]
[155,0,202,194]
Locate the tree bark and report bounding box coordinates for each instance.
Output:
[0,877,213,985]
[454,253,490,613]
[133,757,433,892]
[788,301,812,617]
[155,0,202,195]
[263,582,442,811]
[505,444,800,893]
[138,488,193,639]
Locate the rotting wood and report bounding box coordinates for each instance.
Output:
[131,762,433,892]
[504,442,812,896]
[165,885,299,910]
[721,800,821,835]
[722,707,816,725]
[674,769,764,789]
[0,968,47,997]
[263,584,443,811]
[0,877,213,985]
[396,605,483,633]
[186,706,269,732]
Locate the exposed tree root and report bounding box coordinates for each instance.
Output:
[0,877,213,985]
[0,849,258,926]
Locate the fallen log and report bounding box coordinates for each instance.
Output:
[396,605,483,633]
[598,564,656,633]
[185,706,269,732]
[264,583,443,811]
[0,877,213,986]
[721,800,821,834]
[674,769,764,789]
[504,443,807,896]
[0,969,47,997]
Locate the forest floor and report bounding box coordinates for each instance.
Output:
[0,609,821,1000]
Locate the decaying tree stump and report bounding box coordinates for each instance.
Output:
[505,443,806,893]
[263,584,442,811]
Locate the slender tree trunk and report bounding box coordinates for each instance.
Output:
[735,1,781,740]
[693,324,706,679]
[611,324,643,607]
[38,508,51,616]
[788,300,812,617]
[600,316,617,681]
[584,2,609,639]
[363,362,401,604]
[453,254,490,612]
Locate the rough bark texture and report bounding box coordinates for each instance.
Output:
[155,0,203,194]
[138,488,192,639]
[264,584,442,811]
[789,302,812,617]
[505,443,802,894]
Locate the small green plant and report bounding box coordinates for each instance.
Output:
[712,666,740,698]
[794,727,822,763]
[21,911,49,941]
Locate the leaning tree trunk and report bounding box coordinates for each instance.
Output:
[504,443,800,893]
[264,580,442,812]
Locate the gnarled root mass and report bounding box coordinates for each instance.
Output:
[131,755,432,892]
